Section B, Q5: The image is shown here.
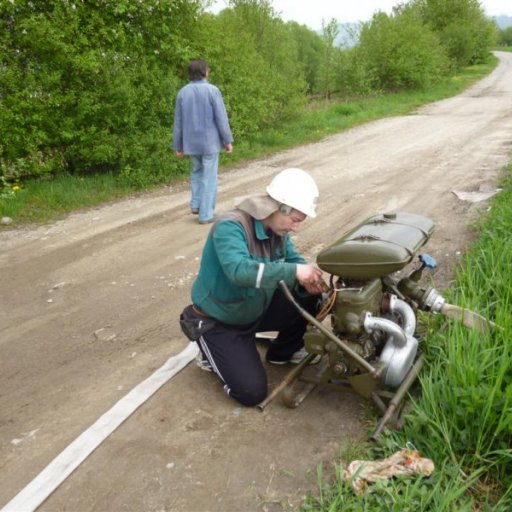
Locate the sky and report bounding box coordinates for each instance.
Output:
[209,0,512,31]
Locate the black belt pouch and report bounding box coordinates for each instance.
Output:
[179,304,216,341]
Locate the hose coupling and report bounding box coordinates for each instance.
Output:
[421,288,445,313]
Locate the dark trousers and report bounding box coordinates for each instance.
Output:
[196,288,318,407]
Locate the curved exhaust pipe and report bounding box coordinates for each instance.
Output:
[363,313,407,348]
[385,294,416,336]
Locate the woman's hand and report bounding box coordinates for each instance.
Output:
[296,264,328,295]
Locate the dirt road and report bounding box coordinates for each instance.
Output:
[1,52,511,512]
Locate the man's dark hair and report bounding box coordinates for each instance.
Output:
[188,59,209,80]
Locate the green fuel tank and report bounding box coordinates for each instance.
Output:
[317,212,435,279]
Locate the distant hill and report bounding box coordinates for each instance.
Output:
[494,15,512,29]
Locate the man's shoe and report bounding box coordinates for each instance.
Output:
[191,208,199,215]
[196,352,213,372]
[268,347,322,366]
[198,217,215,225]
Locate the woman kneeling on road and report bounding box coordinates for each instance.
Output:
[180,168,325,406]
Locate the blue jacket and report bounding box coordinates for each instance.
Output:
[172,79,233,155]
[191,210,305,325]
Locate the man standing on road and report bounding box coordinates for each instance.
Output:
[179,168,326,407]
[172,59,234,225]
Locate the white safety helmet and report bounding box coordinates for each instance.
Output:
[266,168,319,218]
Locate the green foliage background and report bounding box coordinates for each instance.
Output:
[0,0,498,187]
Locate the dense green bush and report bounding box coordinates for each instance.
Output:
[0,0,318,185]
[410,0,497,66]
[354,10,449,91]
[212,0,308,131]
[0,0,199,183]
[0,0,497,186]
[331,0,495,96]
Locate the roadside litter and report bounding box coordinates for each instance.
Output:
[344,449,434,495]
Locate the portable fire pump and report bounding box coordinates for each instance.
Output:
[259,212,494,440]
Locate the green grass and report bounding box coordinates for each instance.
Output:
[303,458,482,512]
[301,166,512,511]
[0,56,498,226]
[0,173,136,224]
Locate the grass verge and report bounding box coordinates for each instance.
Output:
[301,165,512,511]
[0,56,498,226]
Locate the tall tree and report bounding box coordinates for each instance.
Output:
[408,0,496,66]
[355,9,448,91]
[210,0,307,130]
[286,21,325,95]
[319,18,340,99]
